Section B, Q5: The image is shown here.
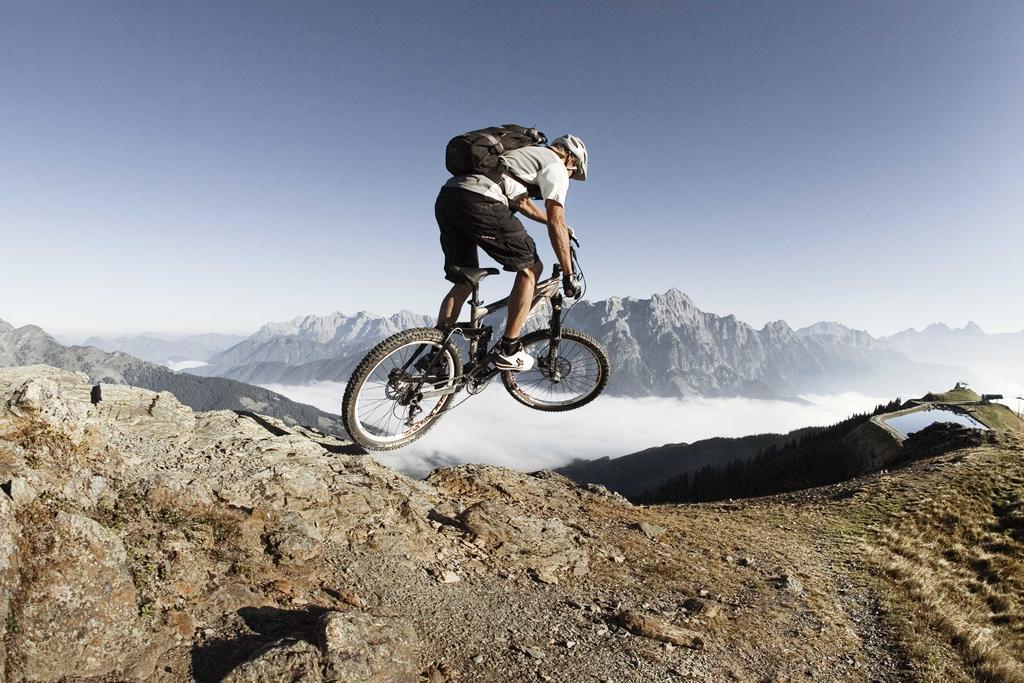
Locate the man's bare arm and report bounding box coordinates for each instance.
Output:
[513,195,548,224]
[544,200,573,275]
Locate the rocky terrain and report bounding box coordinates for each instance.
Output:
[0,321,347,437]
[2,364,1022,681]
[184,291,970,400]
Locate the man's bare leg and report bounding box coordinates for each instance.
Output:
[437,282,473,328]
[503,261,543,341]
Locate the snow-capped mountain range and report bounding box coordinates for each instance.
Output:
[182,291,977,399]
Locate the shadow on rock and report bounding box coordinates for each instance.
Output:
[234,410,367,454]
[191,606,330,682]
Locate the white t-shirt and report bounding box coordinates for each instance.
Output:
[445,146,570,208]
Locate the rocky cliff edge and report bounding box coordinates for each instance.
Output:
[1,365,1022,682]
[0,365,632,681]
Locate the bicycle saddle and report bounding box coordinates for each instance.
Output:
[450,266,499,286]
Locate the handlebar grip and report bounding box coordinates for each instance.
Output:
[567,226,581,248]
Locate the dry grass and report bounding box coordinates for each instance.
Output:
[923,387,982,403]
[2,422,81,469]
[856,444,1024,681]
[971,404,1024,432]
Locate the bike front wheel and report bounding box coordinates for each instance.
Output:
[502,327,609,411]
[342,328,463,451]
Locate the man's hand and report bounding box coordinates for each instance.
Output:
[563,273,582,298]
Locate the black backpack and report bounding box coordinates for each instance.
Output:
[445,124,547,178]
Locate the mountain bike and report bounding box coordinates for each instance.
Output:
[341,231,610,451]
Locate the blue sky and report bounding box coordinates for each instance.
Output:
[2,1,1022,338]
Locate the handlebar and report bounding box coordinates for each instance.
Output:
[567,226,581,248]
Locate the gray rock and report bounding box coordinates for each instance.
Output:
[3,477,36,506]
[265,517,323,566]
[88,474,116,508]
[617,610,704,649]
[436,569,461,584]
[632,521,666,540]
[319,610,420,682]
[681,597,721,619]
[522,288,963,399]
[882,323,1024,374]
[774,574,804,594]
[9,512,142,680]
[222,638,324,683]
[518,644,545,659]
[458,500,589,583]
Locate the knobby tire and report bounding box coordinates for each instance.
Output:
[502,327,609,411]
[342,327,463,451]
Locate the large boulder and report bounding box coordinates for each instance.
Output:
[8,511,143,680]
[458,499,589,583]
[222,611,420,683]
[319,610,420,682]
[222,638,325,683]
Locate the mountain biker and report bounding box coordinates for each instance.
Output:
[434,134,588,371]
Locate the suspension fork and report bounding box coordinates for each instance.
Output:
[546,294,564,378]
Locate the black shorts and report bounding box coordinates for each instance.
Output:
[435,186,539,283]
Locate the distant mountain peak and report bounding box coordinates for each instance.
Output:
[209,309,435,370]
[644,290,700,325]
[0,319,12,334]
[9,323,52,339]
[797,321,856,338]
[898,321,988,338]
[761,319,794,335]
[652,288,694,306]
[188,290,961,400]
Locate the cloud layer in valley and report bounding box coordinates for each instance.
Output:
[165,360,208,372]
[260,382,896,478]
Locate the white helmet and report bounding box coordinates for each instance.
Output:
[553,134,588,181]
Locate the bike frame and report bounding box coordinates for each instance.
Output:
[409,262,567,399]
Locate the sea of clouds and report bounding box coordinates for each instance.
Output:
[259,381,899,478]
[165,360,208,372]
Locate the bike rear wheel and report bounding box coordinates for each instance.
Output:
[502,327,609,411]
[342,328,463,450]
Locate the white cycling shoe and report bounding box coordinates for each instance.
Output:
[494,348,535,372]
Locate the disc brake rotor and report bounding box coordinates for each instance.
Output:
[539,355,572,381]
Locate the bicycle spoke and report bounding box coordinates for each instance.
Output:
[509,336,604,407]
[347,338,461,443]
